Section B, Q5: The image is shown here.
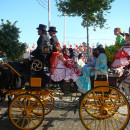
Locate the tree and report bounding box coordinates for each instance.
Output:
[56,0,115,54]
[0,19,26,60]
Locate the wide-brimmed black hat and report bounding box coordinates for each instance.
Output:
[36,24,47,31]
[48,26,57,32]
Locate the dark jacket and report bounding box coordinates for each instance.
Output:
[50,35,58,45]
[69,48,75,59]
[31,34,49,58]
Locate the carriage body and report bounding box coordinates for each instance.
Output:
[0,45,129,130]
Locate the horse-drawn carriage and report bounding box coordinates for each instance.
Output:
[0,45,129,130]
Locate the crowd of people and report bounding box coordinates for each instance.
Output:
[20,25,130,96]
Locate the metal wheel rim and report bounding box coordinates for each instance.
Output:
[79,86,130,130]
[9,94,44,130]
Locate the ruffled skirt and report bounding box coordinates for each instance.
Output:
[76,67,91,93]
[111,46,130,69]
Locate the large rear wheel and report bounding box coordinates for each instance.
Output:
[79,86,130,130]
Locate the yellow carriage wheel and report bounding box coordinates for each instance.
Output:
[33,94,54,115]
[79,86,130,130]
[9,94,45,130]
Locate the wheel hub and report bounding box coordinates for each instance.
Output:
[100,107,108,116]
[102,109,108,115]
[22,110,27,116]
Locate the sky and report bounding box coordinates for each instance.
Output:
[0,0,130,49]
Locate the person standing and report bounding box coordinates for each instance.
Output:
[31,24,49,60]
[48,26,58,46]
[105,27,125,64]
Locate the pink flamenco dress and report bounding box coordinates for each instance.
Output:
[111,43,130,69]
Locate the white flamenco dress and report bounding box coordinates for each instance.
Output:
[50,53,79,82]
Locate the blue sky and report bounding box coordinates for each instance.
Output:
[0,0,130,48]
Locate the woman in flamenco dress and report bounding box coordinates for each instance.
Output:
[62,47,81,80]
[111,33,130,70]
[76,47,108,93]
[50,42,79,82]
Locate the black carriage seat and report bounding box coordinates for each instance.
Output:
[7,61,25,77]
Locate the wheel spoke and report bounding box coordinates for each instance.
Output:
[30,105,41,110]
[108,110,128,116]
[82,114,92,118]
[28,97,30,107]
[92,91,102,106]
[29,115,36,126]
[84,97,101,107]
[110,103,127,109]
[21,117,25,128]
[82,106,99,111]
[17,99,24,108]
[30,100,38,108]
[12,113,22,118]
[12,103,24,110]
[16,115,24,124]
[30,114,41,122]
[82,106,99,113]
[108,97,117,106]
[42,103,51,108]
[24,98,26,108]
[108,117,116,130]
[11,110,23,113]
[87,114,100,126]
[106,90,113,106]
[110,114,124,125]
[104,118,107,130]
[27,116,30,128]
[102,89,105,106]
[82,111,100,119]
[97,118,102,130]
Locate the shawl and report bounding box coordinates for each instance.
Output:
[50,52,62,74]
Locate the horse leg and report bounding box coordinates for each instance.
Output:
[4,95,12,116]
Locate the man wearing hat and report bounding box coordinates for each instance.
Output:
[31,24,49,59]
[48,26,58,46]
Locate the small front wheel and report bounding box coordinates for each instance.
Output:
[9,94,45,130]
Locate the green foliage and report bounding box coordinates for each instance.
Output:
[56,0,115,30]
[0,19,26,60]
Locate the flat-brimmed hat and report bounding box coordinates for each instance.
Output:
[48,26,57,32]
[36,24,47,31]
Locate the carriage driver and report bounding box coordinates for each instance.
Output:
[31,24,49,61]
